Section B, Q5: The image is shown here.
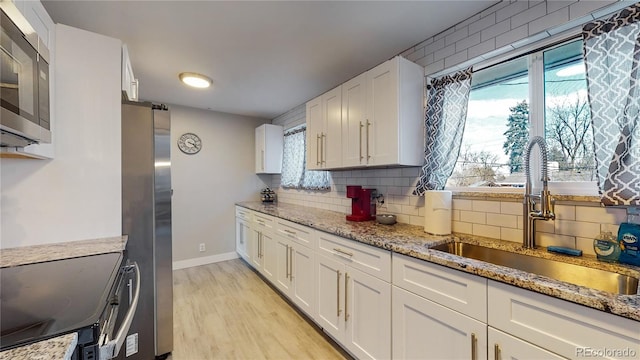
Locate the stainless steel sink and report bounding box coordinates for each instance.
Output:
[431,242,639,295]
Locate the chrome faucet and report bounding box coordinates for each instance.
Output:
[523,136,555,249]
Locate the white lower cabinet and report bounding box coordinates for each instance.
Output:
[235,216,251,262]
[488,327,566,360]
[392,286,487,360]
[273,234,317,318]
[316,253,391,359]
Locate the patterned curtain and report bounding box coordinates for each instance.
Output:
[414,68,473,195]
[583,4,640,206]
[281,127,331,190]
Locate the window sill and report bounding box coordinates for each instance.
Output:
[451,190,601,204]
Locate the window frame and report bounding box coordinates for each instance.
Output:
[445,36,599,196]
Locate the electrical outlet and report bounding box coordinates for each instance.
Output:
[199,243,206,252]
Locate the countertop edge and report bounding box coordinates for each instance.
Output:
[237,202,640,322]
[0,332,78,360]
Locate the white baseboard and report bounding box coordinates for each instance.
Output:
[172,251,239,270]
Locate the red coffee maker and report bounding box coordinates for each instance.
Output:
[346,185,377,221]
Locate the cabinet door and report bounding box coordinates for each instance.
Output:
[235,217,251,262]
[345,268,391,360]
[291,244,316,319]
[316,253,346,341]
[261,231,277,281]
[341,74,367,167]
[255,125,265,173]
[250,227,263,270]
[306,96,322,170]
[273,235,292,296]
[322,86,342,169]
[392,286,487,360]
[367,59,399,166]
[488,327,566,360]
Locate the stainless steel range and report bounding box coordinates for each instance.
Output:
[0,253,140,359]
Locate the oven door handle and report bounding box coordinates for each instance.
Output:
[99,262,141,360]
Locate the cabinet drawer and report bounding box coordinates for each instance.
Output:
[488,280,640,359]
[235,206,252,222]
[392,253,487,322]
[317,231,391,282]
[275,219,316,248]
[253,212,275,232]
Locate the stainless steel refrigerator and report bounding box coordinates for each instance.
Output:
[120,101,173,359]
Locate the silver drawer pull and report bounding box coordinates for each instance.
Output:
[333,248,353,257]
[284,229,297,236]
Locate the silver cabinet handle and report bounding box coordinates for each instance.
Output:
[239,226,243,244]
[283,229,296,236]
[285,244,290,279]
[494,343,501,360]
[337,270,342,317]
[261,150,265,171]
[316,134,321,165]
[131,79,139,101]
[289,246,294,280]
[344,272,349,322]
[99,263,140,360]
[471,333,477,360]
[359,121,364,161]
[321,133,326,164]
[366,120,371,161]
[333,248,354,258]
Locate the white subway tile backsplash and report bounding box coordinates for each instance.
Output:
[569,0,615,21]
[487,214,518,228]
[434,44,456,61]
[424,38,446,56]
[536,232,576,248]
[528,7,569,35]
[575,206,627,224]
[495,24,529,48]
[445,50,469,68]
[445,27,469,46]
[401,205,420,216]
[460,210,486,224]
[535,219,555,234]
[510,2,547,29]
[501,227,522,243]
[495,1,530,22]
[467,38,496,59]
[576,237,596,256]
[453,199,473,211]
[452,209,460,221]
[472,200,501,213]
[453,221,473,234]
[554,204,575,220]
[547,0,575,14]
[555,220,600,239]
[500,201,521,215]
[481,19,511,41]
[410,215,423,227]
[468,12,497,34]
[473,224,501,239]
[600,223,620,235]
[456,32,482,52]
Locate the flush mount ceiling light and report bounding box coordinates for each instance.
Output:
[179,72,212,89]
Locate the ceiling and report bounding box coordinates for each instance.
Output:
[42,1,497,119]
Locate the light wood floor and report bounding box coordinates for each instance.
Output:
[168,259,348,360]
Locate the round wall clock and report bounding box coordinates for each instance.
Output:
[177,133,202,154]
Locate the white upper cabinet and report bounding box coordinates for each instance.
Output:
[255,124,283,174]
[307,56,424,170]
[121,44,138,101]
[366,57,423,167]
[306,87,342,170]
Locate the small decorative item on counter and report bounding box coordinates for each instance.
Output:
[593,231,620,262]
[617,222,640,266]
[376,214,396,225]
[260,187,276,203]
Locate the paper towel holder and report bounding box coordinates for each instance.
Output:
[424,190,452,235]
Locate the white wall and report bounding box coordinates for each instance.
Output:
[170,105,269,266]
[1,24,122,249]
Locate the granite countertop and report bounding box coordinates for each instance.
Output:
[0,235,128,268]
[0,236,128,359]
[0,333,77,360]
[237,201,640,322]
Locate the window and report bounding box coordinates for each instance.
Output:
[280,126,331,190]
[447,39,596,193]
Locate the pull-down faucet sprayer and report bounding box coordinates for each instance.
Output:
[523,136,555,249]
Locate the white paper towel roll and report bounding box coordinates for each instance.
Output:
[424,190,452,235]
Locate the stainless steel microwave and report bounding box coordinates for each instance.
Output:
[0,3,51,147]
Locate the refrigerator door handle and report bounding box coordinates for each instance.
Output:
[99,262,141,360]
